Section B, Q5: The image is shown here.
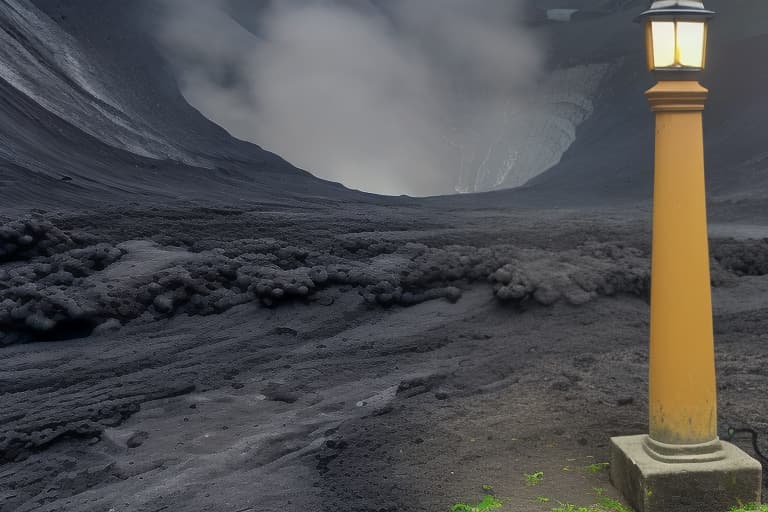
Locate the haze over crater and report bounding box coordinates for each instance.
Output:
[157,0,564,197]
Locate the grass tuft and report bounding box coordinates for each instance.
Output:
[586,462,610,474]
[450,495,503,512]
[729,505,768,512]
[525,471,545,486]
[548,488,633,512]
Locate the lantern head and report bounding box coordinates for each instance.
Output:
[637,1,714,76]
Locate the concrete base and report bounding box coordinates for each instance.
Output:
[610,435,762,512]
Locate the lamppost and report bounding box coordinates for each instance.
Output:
[609,2,763,512]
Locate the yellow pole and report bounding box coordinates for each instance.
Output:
[647,80,717,446]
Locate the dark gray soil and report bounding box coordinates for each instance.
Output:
[1,204,766,512]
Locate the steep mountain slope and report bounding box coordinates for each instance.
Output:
[0,0,765,211]
[0,0,356,212]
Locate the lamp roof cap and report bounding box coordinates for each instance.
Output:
[650,0,706,9]
[638,0,715,20]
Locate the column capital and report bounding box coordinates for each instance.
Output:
[646,81,709,112]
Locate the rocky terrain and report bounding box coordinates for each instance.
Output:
[0,1,767,511]
[1,206,767,512]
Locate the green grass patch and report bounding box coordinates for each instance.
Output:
[551,505,601,512]
[525,471,544,486]
[548,488,633,512]
[728,505,768,512]
[586,462,610,474]
[450,495,503,512]
[550,500,630,512]
[596,497,633,512]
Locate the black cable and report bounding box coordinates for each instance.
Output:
[726,426,768,466]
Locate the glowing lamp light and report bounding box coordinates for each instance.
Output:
[637,1,714,73]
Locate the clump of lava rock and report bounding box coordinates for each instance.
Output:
[2,215,766,347]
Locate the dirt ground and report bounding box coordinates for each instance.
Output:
[1,204,767,512]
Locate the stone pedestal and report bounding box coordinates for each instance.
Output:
[610,435,762,512]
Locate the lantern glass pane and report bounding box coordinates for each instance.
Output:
[676,21,705,68]
[651,21,676,68]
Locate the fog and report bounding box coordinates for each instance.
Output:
[158,0,543,196]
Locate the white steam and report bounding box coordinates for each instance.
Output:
[157,0,544,196]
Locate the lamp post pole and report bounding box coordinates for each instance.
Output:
[646,79,717,452]
[609,3,763,511]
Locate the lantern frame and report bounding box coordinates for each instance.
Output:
[636,1,715,75]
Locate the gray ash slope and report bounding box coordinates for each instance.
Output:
[1,1,768,210]
[0,0,361,211]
